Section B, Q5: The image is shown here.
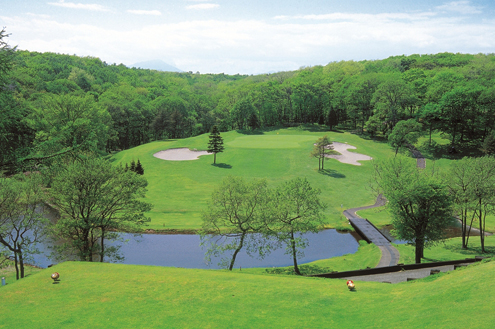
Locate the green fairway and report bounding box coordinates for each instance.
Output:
[1,259,494,328]
[112,127,395,230]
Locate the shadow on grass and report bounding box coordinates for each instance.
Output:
[354,133,388,143]
[443,244,495,257]
[318,169,346,178]
[236,129,265,135]
[418,140,485,160]
[298,125,335,133]
[236,126,287,135]
[212,163,232,169]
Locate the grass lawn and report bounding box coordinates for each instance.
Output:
[112,127,396,231]
[1,259,494,328]
[0,261,43,286]
[357,206,391,228]
[240,240,382,276]
[396,235,495,264]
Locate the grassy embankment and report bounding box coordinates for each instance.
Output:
[112,126,395,231]
[1,259,494,328]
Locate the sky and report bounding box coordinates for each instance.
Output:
[1,0,495,74]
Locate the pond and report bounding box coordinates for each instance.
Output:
[31,229,362,269]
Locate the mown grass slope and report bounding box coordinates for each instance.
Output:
[112,127,394,230]
[1,259,494,328]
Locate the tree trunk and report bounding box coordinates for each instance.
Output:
[82,229,91,262]
[14,253,19,280]
[228,233,245,271]
[429,124,432,146]
[461,209,467,249]
[100,230,105,262]
[478,200,486,253]
[290,231,301,275]
[415,239,423,264]
[19,251,24,279]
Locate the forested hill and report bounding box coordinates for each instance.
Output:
[2,48,495,172]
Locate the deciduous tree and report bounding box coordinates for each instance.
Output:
[388,119,422,155]
[266,178,326,275]
[372,157,454,263]
[50,158,152,262]
[200,176,269,270]
[310,135,333,170]
[464,156,495,252]
[0,173,48,279]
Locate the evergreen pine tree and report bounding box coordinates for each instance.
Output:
[135,159,144,175]
[248,112,259,130]
[130,160,136,172]
[207,125,224,164]
[327,108,338,131]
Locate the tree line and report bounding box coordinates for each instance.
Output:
[2,26,495,173]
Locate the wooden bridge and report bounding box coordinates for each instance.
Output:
[346,217,399,267]
[343,195,399,267]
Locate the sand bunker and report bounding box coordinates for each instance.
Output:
[153,148,211,161]
[326,142,372,166]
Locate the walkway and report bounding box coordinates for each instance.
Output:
[342,264,459,283]
[310,258,483,283]
[343,195,400,267]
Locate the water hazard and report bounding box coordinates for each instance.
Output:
[31,229,361,269]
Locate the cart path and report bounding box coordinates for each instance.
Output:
[411,147,426,169]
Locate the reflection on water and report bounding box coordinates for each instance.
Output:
[379,222,470,245]
[32,229,361,269]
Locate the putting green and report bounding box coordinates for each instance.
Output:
[227,135,317,149]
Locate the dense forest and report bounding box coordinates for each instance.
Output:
[2,27,495,173]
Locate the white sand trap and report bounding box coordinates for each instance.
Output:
[326,142,372,166]
[153,148,211,161]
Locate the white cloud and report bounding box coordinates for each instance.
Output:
[26,13,51,19]
[2,8,495,74]
[186,4,220,10]
[436,1,482,15]
[127,10,162,16]
[274,12,437,22]
[47,1,109,12]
